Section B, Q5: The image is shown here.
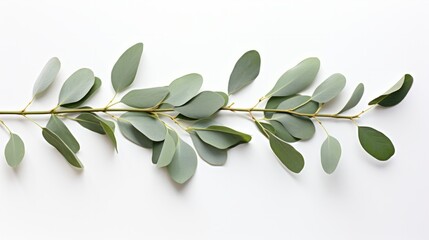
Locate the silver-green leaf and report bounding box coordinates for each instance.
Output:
[42,128,83,169]
[164,73,203,106]
[228,50,261,94]
[175,91,225,119]
[100,121,117,152]
[190,132,227,166]
[273,114,315,140]
[321,136,342,174]
[265,57,320,97]
[337,83,364,114]
[33,57,61,97]
[61,77,102,108]
[194,126,251,149]
[267,131,304,173]
[47,115,80,153]
[167,139,198,184]
[120,112,166,142]
[58,68,95,105]
[155,130,178,167]
[75,113,115,134]
[312,73,346,103]
[358,126,395,161]
[121,86,169,108]
[117,119,153,149]
[111,43,143,93]
[5,133,25,168]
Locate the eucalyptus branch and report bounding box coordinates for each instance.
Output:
[0,42,413,185]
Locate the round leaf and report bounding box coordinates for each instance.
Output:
[164,73,203,106]
[358,126,395,161]
[337,83,364,114]
[273,114,315,140]
[267,131,304,173]
[228,50,261,94]
[117,119,153,149]
[62,77,102,108]
[268,120,299,143]
[111,43,144,93]
[5,133,25,167]
[58,68,95,105]
[167,139,198,184]
[33,57,61,97]
[120,112,166,142]
[190,132,227,166]
[195,126,251,149]
[312,73,346,103]
[121,86,169,108]
[321,136,342,174]
[175,91,225,119]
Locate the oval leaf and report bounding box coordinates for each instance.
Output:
[267,131,304,173]
[62,77,102,108]
[58,68,95,105]
[337,83,364,114]
[175,91,225,119]
[42,128,83,169]
[265,57,320,97]
[5,133,25,167]
[312,73,346,103]
[369,74,413,107]
[190,132,227,166]
[120,112,166,142]
[33,57,61,97]
[228,50,261,94]
[268,120,299,143]
[276,95,319,114]
[195,126,251,149]
[111,43,143,93]
[167,139,198,184]
[358,126,395,161]
[273,114,315,140]
[47,115,80,153]
[155,131,177,167]
[121,86,169,108]
[321,136,342,174]
[164,73,203,106]
[117,119,153,149]
[100,121,117,152]
[75,113,114,134]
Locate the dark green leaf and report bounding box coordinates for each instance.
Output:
[265,57,320,97]
[61,77,102,108]
[58,68,95,105]
[194,125,251,149]
[268,120,299,143]
[120,112,166,141]
[121,86,169,108]
[175,91,225,119]
[228,50,261,94]
[190,132,227,166]
[312,73,346,103]
[75,113,114,134]
[42,128,83,169]
[164,73,203,106]
[167,139,198,184]
[321,136,341,174]
[5,133,25,167]
[47,115,80,153]
[358,126,395,161]
[33,57,61,97]
[111,43,144,93]
[267,131,304,173]
[337,83,364,114]
[369,74,413,107]
[255,121,275,138]
[117,119,153,149]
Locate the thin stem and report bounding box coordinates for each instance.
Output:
[21,97,35,112]
[0,120,12,134]
[157,112,188,131]
[105,93,118,109]
[23,115,43,129]
[314,117,329,136]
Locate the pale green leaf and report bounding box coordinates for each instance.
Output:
[267,131,304,173]
[117,119,153,149]
[312,73,346,103]
[111,43,143,93]
[321,136,341,174]
[216,91,229,107]
[121,86,169,108]
[268,120,299,143]
[164,73,203,106]
[195,125,251,149]
[273,114,315,140]
[47,115,80,153]
[265,57,320,97]
[5,133,25,167]
[228,50,261,94]
[120,112,166,141]
[58,68,95,105]
[175,91,225,119]
[358,126,395,161]
[369,74,413,107]
[167,139,198,184]
[190,132,227,166]
[75,113,115,134]
[33,57,61,97]
[337,83,364,114]
[42,128,83,169]
[155,131,177,167]
[100,121,117,152]
[62,77,102,108]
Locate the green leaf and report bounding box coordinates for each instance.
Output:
[120,112,166,141]
[268,120,299,143]
[164,73,203,106]
[167,139,198,184]
[190,132,227,166]
[33,57,61,97]
[228,50,261,94]
[267,131,304,173]
[175,91,225,119]
[5,133,25,167]
[273,114,315,140]
[42,128,83,169]
[61,77,102,108]
[194,125,251,149]
[312,73,346,103]
[358,126,395,161]
[264,96,293,118]
[100,121,117,152]
[121,86,169,108]
[337,83,364,114]
[111,43,143,93]
[58,68,95,105]
[255,121,275,138]
[117,119,153,149]
[321,136,341,174]
[216,91,229,107]
[265,57,320,97]
[75,113,114,134]
[276,95,319,114]
[47,115,80,153]
[154,130,178,167]
[369,74,413,107]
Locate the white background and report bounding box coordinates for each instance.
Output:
[0,0,427,239]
